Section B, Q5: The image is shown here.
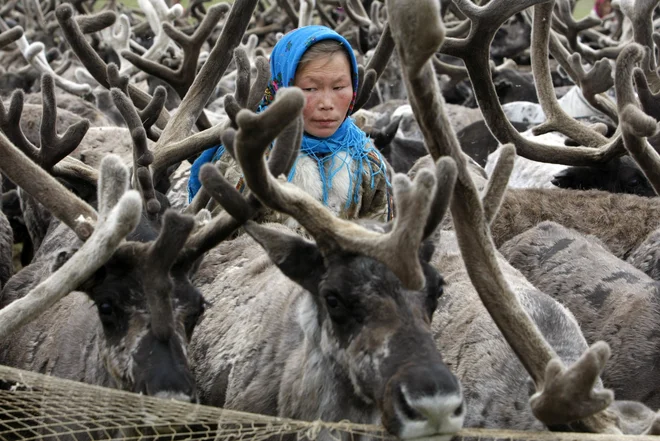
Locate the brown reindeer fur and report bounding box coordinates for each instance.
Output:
[491,188,660,259]
[23,92,112,127]
[501,221,660,409]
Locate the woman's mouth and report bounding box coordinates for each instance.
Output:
[313,120,336,127]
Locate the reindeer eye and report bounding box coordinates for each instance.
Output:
[98,301,113,316]
[326,295,340,309]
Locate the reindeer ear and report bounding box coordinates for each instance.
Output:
[244,222,325,295]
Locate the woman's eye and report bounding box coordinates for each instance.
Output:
[303,87,316,92]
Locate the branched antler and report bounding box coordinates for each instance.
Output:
[0,18,91,96]
[551,0,623,64]
[119,0,184,78]
[387,0,618,431]
[0,74,90,173]
[233,88,456,290]
[151,0,260,178]
[107,63,166,141]
[176,89,304,265]
[619,0,660,91]
[224,47,271,126]
[55,4,171,129]
[438,0,626,166]
[121,4,230,104]
[529,2,617,141]
[108,71,162,218]
[354,25,395,112]
[634,64,660,122]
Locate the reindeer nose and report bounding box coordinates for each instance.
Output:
[551,169,573,188]
[391,365,464,439]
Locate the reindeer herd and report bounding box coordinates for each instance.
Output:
[2,0,660,439]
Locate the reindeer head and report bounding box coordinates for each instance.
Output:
[257,227,463,438]
[74,214,206,401]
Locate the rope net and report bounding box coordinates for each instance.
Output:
[0,363,656,441]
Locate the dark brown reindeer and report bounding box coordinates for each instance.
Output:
[188,87,465,440]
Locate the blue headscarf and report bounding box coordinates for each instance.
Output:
[188,25,389,213]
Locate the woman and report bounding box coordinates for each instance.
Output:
[188,25,392,224]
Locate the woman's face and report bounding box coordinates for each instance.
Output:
[294,52,354,138]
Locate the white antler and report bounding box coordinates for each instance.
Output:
[0,19,92,96]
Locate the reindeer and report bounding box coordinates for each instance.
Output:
[188,87,465,440]
[408,0,660,267]
[188,0,654,435]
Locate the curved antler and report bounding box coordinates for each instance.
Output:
[438,0,626,166]
[615,44,660,194]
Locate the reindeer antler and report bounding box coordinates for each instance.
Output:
[438,0,627,166]
[0,74,92,180]
[0,17,91,96]
[529,3,618,140]
[0,26,22,49]
[177,89,305,266]
[121,3,230,107]
[55,4,171,129]
[615,44,660,195]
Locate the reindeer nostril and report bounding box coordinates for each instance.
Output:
[453,402,464,417]
[399,392,422,421]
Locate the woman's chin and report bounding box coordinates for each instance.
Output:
[306,127,338,138]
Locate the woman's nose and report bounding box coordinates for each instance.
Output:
[318,91,333,109]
